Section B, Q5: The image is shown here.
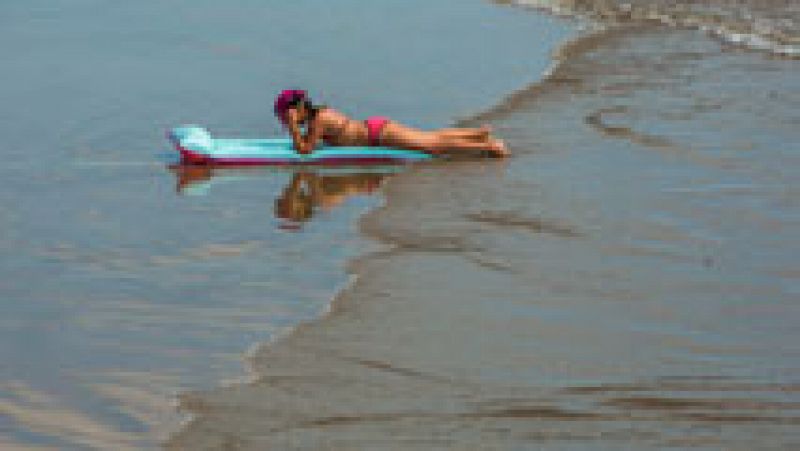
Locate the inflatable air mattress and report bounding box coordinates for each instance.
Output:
[169,125,432,165]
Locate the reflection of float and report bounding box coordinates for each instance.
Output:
[169,165,400,227]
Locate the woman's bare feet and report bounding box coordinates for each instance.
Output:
[488,139,509,158]
[495,139,510,157]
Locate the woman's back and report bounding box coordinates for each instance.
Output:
[316,108,368,146]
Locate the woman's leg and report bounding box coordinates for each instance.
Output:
[381,122,508,157]
[435,125,492,141]
[431,136,508,157]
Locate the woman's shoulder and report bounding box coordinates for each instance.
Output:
[316,106,350,122]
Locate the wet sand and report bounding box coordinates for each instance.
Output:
[171,20,800,451]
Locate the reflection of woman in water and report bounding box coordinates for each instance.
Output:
[274,171,384,224]
[274,89,509,157]
[170,165,387,227]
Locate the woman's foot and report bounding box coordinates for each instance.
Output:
[488,139,509,158]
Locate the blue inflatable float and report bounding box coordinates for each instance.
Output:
[168,125,432,166]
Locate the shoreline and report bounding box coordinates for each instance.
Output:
[168,6,800,445]
[167,5,583,447]
[248,5,598,374]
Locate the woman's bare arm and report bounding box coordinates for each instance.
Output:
[285,109,324,154]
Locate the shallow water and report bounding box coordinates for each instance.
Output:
[0,0,573,448]
[172,6,800,451]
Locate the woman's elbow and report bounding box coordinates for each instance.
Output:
[305,139,321,153]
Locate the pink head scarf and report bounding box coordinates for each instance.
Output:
[273,89,307,124]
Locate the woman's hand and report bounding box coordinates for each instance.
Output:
[285,108,323,155]
[294,140,313,155]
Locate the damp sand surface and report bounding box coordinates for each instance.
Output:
[0,0,574,448]
[171,12,800,451]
